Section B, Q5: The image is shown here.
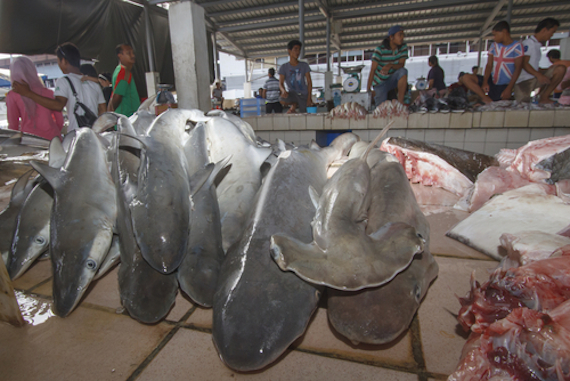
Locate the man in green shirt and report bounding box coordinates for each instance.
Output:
[366,25,409,106]
[109,43,140,117]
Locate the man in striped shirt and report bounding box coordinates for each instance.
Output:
[262,68,283,113]
[366,25,409,106]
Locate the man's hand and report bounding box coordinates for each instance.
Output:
[482,82,490,93]
[12,81,33,98]
[501,88,511,100]
[281,90,289,99]
[380,64,391,75]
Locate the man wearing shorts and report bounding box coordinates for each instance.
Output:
[278,40,313,113]
[514,18,565,104]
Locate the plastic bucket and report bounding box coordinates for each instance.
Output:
[307,106,317,114]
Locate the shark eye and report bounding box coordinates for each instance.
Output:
[414,284,422,302]
[86,259,97,270]
[33,236,46,245]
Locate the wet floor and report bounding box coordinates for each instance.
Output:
[0,163,498,381]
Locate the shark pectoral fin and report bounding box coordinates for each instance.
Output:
[308,186,320,210]
[211,156,232,189]
[270,234,332,286]
[9,169,34,202]
[30,162,65,192]
[91,112,120,133]
[189,163,215,196]
[48,137,66,168]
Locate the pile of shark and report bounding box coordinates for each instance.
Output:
[0,108,438,371]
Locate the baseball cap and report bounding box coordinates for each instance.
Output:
[388,25,403,36]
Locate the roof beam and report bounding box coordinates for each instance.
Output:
[206,1,299,19]
[218,14,325,33]
[332,0,496,19]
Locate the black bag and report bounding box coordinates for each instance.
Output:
[64,76,98,128]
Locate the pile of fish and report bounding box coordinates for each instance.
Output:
[328,101,367,120]
[1,110,439,372]
[372,99,409,119]
[460,134,570,212]
[474,100,564,112]
[449,228,570,380]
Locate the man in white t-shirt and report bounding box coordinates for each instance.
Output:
[12,42,106,132]
[514,18,566,104]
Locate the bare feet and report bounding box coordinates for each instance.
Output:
[286,106,297,114]
[539,97,555,105]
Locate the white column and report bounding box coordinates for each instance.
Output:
[168,2,211,111]
[561,38,570,60]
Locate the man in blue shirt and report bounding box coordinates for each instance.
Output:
[278,40,313,113]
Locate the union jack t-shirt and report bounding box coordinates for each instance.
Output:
[488,40,523,86]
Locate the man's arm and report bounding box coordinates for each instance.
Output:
[261,88,266,99]
[108,93,122,112]
[279,74,288,98]
[12,81,67,111]
[380,57,407,75]
[483,55,494,92]
[503,56,524,99]
[98,103,106,116]
[367,61,378,91]
[305,72,313,106]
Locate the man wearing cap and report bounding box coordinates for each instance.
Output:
[366,25,409,106]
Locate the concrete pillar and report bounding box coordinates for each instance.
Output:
[299,0,305,58]
[561,38,570,60]
[145,72,160,97]
[325,71,333,100]
[168,2,210,111]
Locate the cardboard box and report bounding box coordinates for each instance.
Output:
[155,103,178,116]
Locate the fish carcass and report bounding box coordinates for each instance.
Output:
[130,109,209,274]
[380,137,498,198]
[0,170,37,265]
[373,99,409,119]
[447,184,570,260]
[113,139,179,324]
[271,127,424,291]
[458,254,570,335]
[327,155,438,345]
[213,133,359,372]
[178,122,229,307]
[450,298,570,381]
[30,128,117,317]
[496,134,570,183]
[328,102,368,120]
[201,115,272,252]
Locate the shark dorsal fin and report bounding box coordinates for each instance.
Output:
[30,162,66,192]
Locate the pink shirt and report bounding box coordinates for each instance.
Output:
[6,88,64,140]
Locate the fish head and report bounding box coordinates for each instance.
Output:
[8,225,49,280]
[51,230,112,317]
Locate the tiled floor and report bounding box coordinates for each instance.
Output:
[0,169,498,381]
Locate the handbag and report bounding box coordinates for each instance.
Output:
[64,76,98,128]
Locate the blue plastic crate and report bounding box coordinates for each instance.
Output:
[240,98,265,117]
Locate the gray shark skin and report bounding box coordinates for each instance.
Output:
[212,133,359,372]
[202,116,272,252]
[178,124,228,307]
[536,147,570,184]
[7,180,53,280]
[206,109,256,144]
[130,109,205,274]
[129,110,156,136]
[93,235,120,281]
[113,147,178,324]
[270,137,424,291]
[30,128,117,317]
[327,160,438,345]
[0,170,37,265]
[348,140,397,167]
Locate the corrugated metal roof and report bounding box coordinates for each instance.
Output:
[185,0,570,58]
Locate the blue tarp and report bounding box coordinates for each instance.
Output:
[0,78,10,87]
